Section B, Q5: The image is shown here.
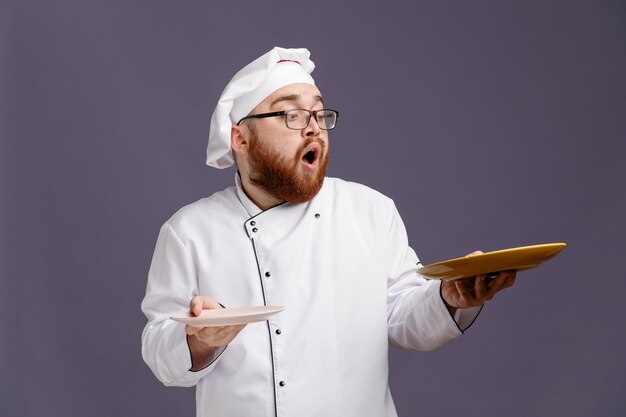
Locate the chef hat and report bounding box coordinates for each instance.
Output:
[206,47,316,168]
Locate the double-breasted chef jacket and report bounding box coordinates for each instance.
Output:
[141,175,480,417]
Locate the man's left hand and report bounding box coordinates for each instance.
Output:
[441,270,516,311]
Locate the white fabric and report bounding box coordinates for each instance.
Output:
[230,60,315,124]
[206,47,315,169]
[141,177,480,417]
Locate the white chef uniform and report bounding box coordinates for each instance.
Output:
[141,175,480,417]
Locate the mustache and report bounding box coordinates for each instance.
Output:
[297,137,326,155]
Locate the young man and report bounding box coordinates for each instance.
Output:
[141,47,515,417]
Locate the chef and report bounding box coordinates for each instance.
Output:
[141,47,516,417]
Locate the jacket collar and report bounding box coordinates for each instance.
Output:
[234,172,325,242]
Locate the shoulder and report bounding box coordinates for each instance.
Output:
[320,178,398,226]
[322,177,394,208]
[320,178,404,242]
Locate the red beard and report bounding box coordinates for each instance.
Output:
[247,134,329,204]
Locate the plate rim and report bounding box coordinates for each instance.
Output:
[170,305,285,326]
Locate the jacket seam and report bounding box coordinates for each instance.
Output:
[250,233,279,417]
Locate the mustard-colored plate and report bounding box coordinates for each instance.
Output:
[416,243,566,281]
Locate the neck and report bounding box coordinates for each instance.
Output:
[239,172,284,211]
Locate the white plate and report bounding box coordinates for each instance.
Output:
[171,306,285,327]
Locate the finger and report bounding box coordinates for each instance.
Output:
[215,324,247,345]
[189,297,204,316]
[189,326,225,346]
[488,273,507,293]
[212,324,244,338]
[486,270,515,297]
[185,325,201,335]
[466,250,484,257]
[504,275,516,288]
[196,324,246,347]
[454,280,474,305]
[456,276,476,290]
[189,296,221,316]
[502,270,517,289]
[474,275,490,299]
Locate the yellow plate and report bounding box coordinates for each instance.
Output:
[416,243,566,281]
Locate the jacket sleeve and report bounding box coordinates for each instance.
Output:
[141,223,223,387]
[384,200,480,351]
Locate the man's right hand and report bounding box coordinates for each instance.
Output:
[185,296,246,371]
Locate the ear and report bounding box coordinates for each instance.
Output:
[231,124,249,157]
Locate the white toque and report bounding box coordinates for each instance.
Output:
[206,47,316,168]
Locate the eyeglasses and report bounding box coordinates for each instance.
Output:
[237,109,339,130]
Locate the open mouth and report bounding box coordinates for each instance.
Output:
[304,150,316,164]
[301,143,321,168]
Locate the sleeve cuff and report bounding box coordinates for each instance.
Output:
[438,280,483,333]
[187,338,228,373]
[164,323,225,386]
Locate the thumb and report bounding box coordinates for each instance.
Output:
[190,295,221,316]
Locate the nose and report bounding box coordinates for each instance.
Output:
[303,114,322,137]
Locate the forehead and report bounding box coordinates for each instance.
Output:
[257,83,323,110]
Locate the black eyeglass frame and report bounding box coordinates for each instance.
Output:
[236,108,339,130]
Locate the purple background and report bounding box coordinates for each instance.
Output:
[2,1,625,416]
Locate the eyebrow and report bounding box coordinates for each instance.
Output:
[270,94,324,108]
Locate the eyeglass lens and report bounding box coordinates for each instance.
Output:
[286,110,337,130]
